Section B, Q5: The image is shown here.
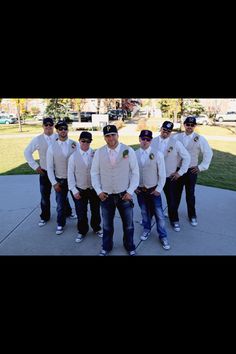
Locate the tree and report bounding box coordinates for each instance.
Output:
[183,99,205,116]
[30,106,40,116]
[12,99,27,132]
[158,99,182,121]
[45,99,70,120]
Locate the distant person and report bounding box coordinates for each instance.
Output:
[68,131,102,242]
[47,121,77,235]
[91,124,139,256]
[135,130,170,250]
[24,117,75,227]
[174,116,213,226]
[151,121,190,232]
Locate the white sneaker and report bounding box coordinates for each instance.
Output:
[75,233,84,242]
[172,222,180,232]
[38,220,46,227]
[190,218,198,226]
[96,230,103,238]
[69,214,77,219]
[140,231,150,241]
[56,226,64,235]
[160,237,171,250]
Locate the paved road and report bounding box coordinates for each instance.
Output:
[0,175,235,255]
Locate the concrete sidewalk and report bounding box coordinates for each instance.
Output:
[0,175,236,255]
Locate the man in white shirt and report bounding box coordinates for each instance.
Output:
[151,121,190,232]
[68,131,102,242]
[24,117,74,227]
[91,125,139,256]
[47,121,77,235]
[174,116,213,226]
[135,130,170,250]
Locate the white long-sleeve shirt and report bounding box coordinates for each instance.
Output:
[138,147,166,193]
[24,133,57,170]
[174,132,213,171]
[46,139,71,186]
[68,147,93,196]
[91,143,139,196]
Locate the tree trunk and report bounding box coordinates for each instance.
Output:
[17,99,22,132]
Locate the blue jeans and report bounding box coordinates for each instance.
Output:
[39,170,52,221]
[100,193,135,252]
[55,178,72,227]
[137,191,167,239]
[72,188,101,235]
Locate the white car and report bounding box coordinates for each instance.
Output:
[195,114,210,125]
[215,111,236,122]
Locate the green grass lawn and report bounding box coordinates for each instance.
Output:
[0,128,236,191]
[0,123,43,134]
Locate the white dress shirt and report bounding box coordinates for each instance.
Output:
[80,148,91,166]
[107,144,120,166]
[174,133,213,171]
[140,146,151,165]
[46,139,70,186]
[158,136,169,154]
[58,139,69,157]
[91,143,139,196]
[182,132,194,148]
[24,133,57,170]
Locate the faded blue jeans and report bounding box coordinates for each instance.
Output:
[100,192,135,252]
[55,178,72,227]
[137,191,167,239]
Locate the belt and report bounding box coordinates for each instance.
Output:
[138,185,157,193]
[107,191,126,197]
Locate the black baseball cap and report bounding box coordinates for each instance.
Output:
[139,130,153,139]
[103,125,118,136]
[162,121,174,130]
[184,116,197,125]
[43,117,54,125]
[79,131,92,141]
[55,120,68,129]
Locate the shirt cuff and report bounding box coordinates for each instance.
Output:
[177,169,184,176]
[126,188,134,196]
[72,187,78,195]
[155,186,162,193]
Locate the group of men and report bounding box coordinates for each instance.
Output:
[24,116,213,256]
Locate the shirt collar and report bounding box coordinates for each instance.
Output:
[58,139,69,145]
[107,143,120,154]
[80,148,91,155]
[160,136,169,144]
[140,146,151,154]
[183,132,194,139]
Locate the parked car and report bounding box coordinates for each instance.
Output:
[0,114,17,124]
[107,109,127,121]
[195,114,210,125]
[67,112,80,122]
[138,109,148,117]
[80,112,96,122]
[215,111,236,122]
